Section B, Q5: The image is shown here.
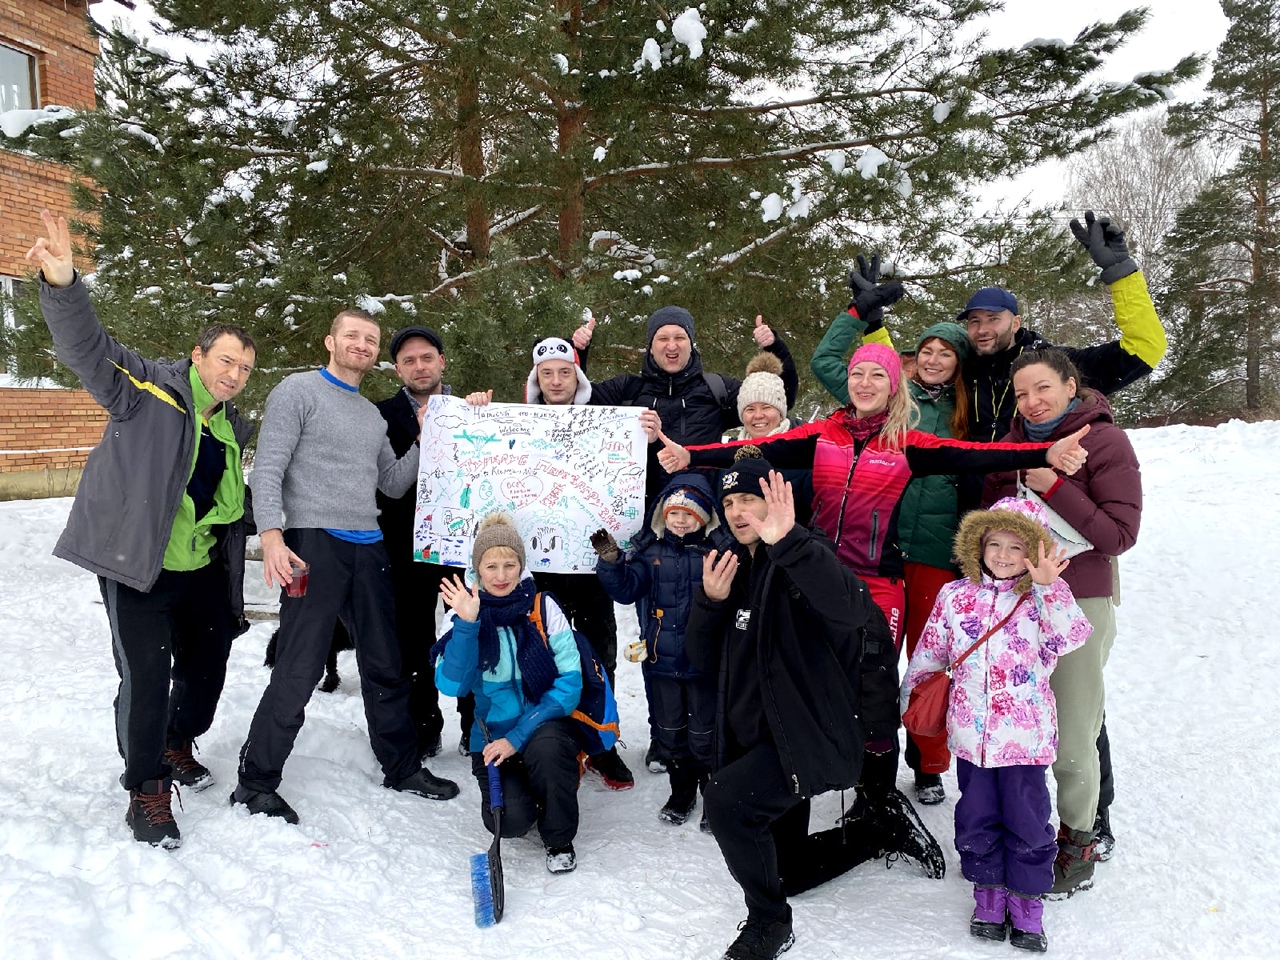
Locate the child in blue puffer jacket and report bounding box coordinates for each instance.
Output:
[435,514,584,875]
[591,472,729,827]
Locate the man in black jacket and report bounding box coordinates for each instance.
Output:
[376,325,455,759]
[589,306,798,506]
[687,452,944,960]
[28,210,256,850]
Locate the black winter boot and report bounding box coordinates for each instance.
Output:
[127,779,181,848]
[163,739,213,792]
[913,771,945,805]
[875,788,946,879]
[1093,807,1114,861]
[586,746,634,790]
[231,785,299,824]
[658,761,700,825]
[387,767,460,801]
[722,907,795,960]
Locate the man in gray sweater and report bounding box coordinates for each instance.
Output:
[233,308,459,823]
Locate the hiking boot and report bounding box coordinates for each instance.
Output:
[546,843,577,874]
[645,740,668,775]
[163,740,214,792]
[722,908,795,960]
[585,747,635,790]
[126,778,181,849]
[1047,823,1097,899]
[420,732,443,761]
[874,788,946,879]
[1093,807,1114,862]
[914,771,945,806]
[1007,893,1048,952]
[969,885,1008,942]
[387,767,460,801]
[457,737,470,757]
[230,785,299,824]
[658,760,699,825]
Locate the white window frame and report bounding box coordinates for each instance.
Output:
[0,41,39,112]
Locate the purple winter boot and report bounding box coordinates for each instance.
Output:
[969,885,1007,942]
[1007,893,1048,953]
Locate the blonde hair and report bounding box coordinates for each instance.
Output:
[878,370,920,452]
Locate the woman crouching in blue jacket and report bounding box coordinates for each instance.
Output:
[435,514,584,874]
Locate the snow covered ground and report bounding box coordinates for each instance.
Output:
[2,420,1278,960]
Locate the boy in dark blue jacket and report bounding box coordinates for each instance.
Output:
[592,472,730,826]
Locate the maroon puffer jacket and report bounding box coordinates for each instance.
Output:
[982,389,1142,599]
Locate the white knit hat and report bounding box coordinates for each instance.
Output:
[736,352,787,420]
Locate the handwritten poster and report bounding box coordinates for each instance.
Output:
[414,396,648,573]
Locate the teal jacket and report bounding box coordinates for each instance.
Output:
[435,586,583,753]
[895,381,962,572]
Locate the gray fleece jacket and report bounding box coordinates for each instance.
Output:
[249,370,419,532]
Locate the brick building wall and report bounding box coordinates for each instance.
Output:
[0,385,107,499]
[0,0,99,278]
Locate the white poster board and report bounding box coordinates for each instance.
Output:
[413,396,648,573]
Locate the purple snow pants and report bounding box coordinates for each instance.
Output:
[955,758,1056,897]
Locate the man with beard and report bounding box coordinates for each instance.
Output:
[375,325,454,759]
[688,451,944,960]
[233,309,459,823]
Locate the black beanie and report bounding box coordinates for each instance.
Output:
[646,306,695,346]
[719,445,774,500]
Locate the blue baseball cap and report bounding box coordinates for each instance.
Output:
[957,287,1019,321]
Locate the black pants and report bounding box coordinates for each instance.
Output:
[238,530,418,792]
[1098,717,1114,812]
[389,555,450,757]
[704,742,884,922]
[646,673,716,769]
[533,571,618,684]
[100,564,236,791]
[471,718,580,849]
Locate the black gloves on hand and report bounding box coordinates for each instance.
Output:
[846,253,904,333]
[1070,210,1138,285]
[590,528,620,562]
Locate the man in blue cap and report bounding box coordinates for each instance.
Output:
[959,211,1167,442]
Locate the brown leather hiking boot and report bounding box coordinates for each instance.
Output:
[1047,823,1097,899]
[163,740,213,791]
[126,778,181,849]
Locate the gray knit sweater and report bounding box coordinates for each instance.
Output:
[250,370,419,532]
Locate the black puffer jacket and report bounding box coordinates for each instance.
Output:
[684,525,899,799]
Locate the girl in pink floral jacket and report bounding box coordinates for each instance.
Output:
[901,497,1091,951]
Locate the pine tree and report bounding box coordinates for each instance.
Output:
[1164,0,1280,415]
[4,1,1200,412]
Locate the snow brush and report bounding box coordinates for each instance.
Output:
[470,760,505,927]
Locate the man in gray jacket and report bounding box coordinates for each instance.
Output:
[27,210,257,850]
[233,308,459,824]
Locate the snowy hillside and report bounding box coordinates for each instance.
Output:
[1,420,1278,960]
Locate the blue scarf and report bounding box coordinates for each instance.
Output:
[1024,397,1081,441]
[431,579,559,703]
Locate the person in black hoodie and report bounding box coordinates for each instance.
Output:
[686,449,944,960]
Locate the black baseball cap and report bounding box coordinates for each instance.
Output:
[389,325,444,362]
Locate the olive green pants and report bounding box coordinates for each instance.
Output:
[1049,595,1116,832]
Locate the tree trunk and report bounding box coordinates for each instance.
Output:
[458,70,490,262]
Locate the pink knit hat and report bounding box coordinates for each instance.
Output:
[847,342,902,395]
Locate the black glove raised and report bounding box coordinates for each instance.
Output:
[1070,209,1138,285]
[590,528,619,562]
[846,253,904,333]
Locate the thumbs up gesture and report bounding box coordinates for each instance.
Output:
[752,314,776,348]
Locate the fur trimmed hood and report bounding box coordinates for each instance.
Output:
[954,496,1055,593]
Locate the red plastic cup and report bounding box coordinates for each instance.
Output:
[284,563,310,598]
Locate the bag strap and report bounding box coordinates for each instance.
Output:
[528,591,550,648]
[948,592,1030,672]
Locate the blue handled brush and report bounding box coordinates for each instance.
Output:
[470,760,505,927]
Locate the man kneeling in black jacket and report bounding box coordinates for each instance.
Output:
[687,449,944,960]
